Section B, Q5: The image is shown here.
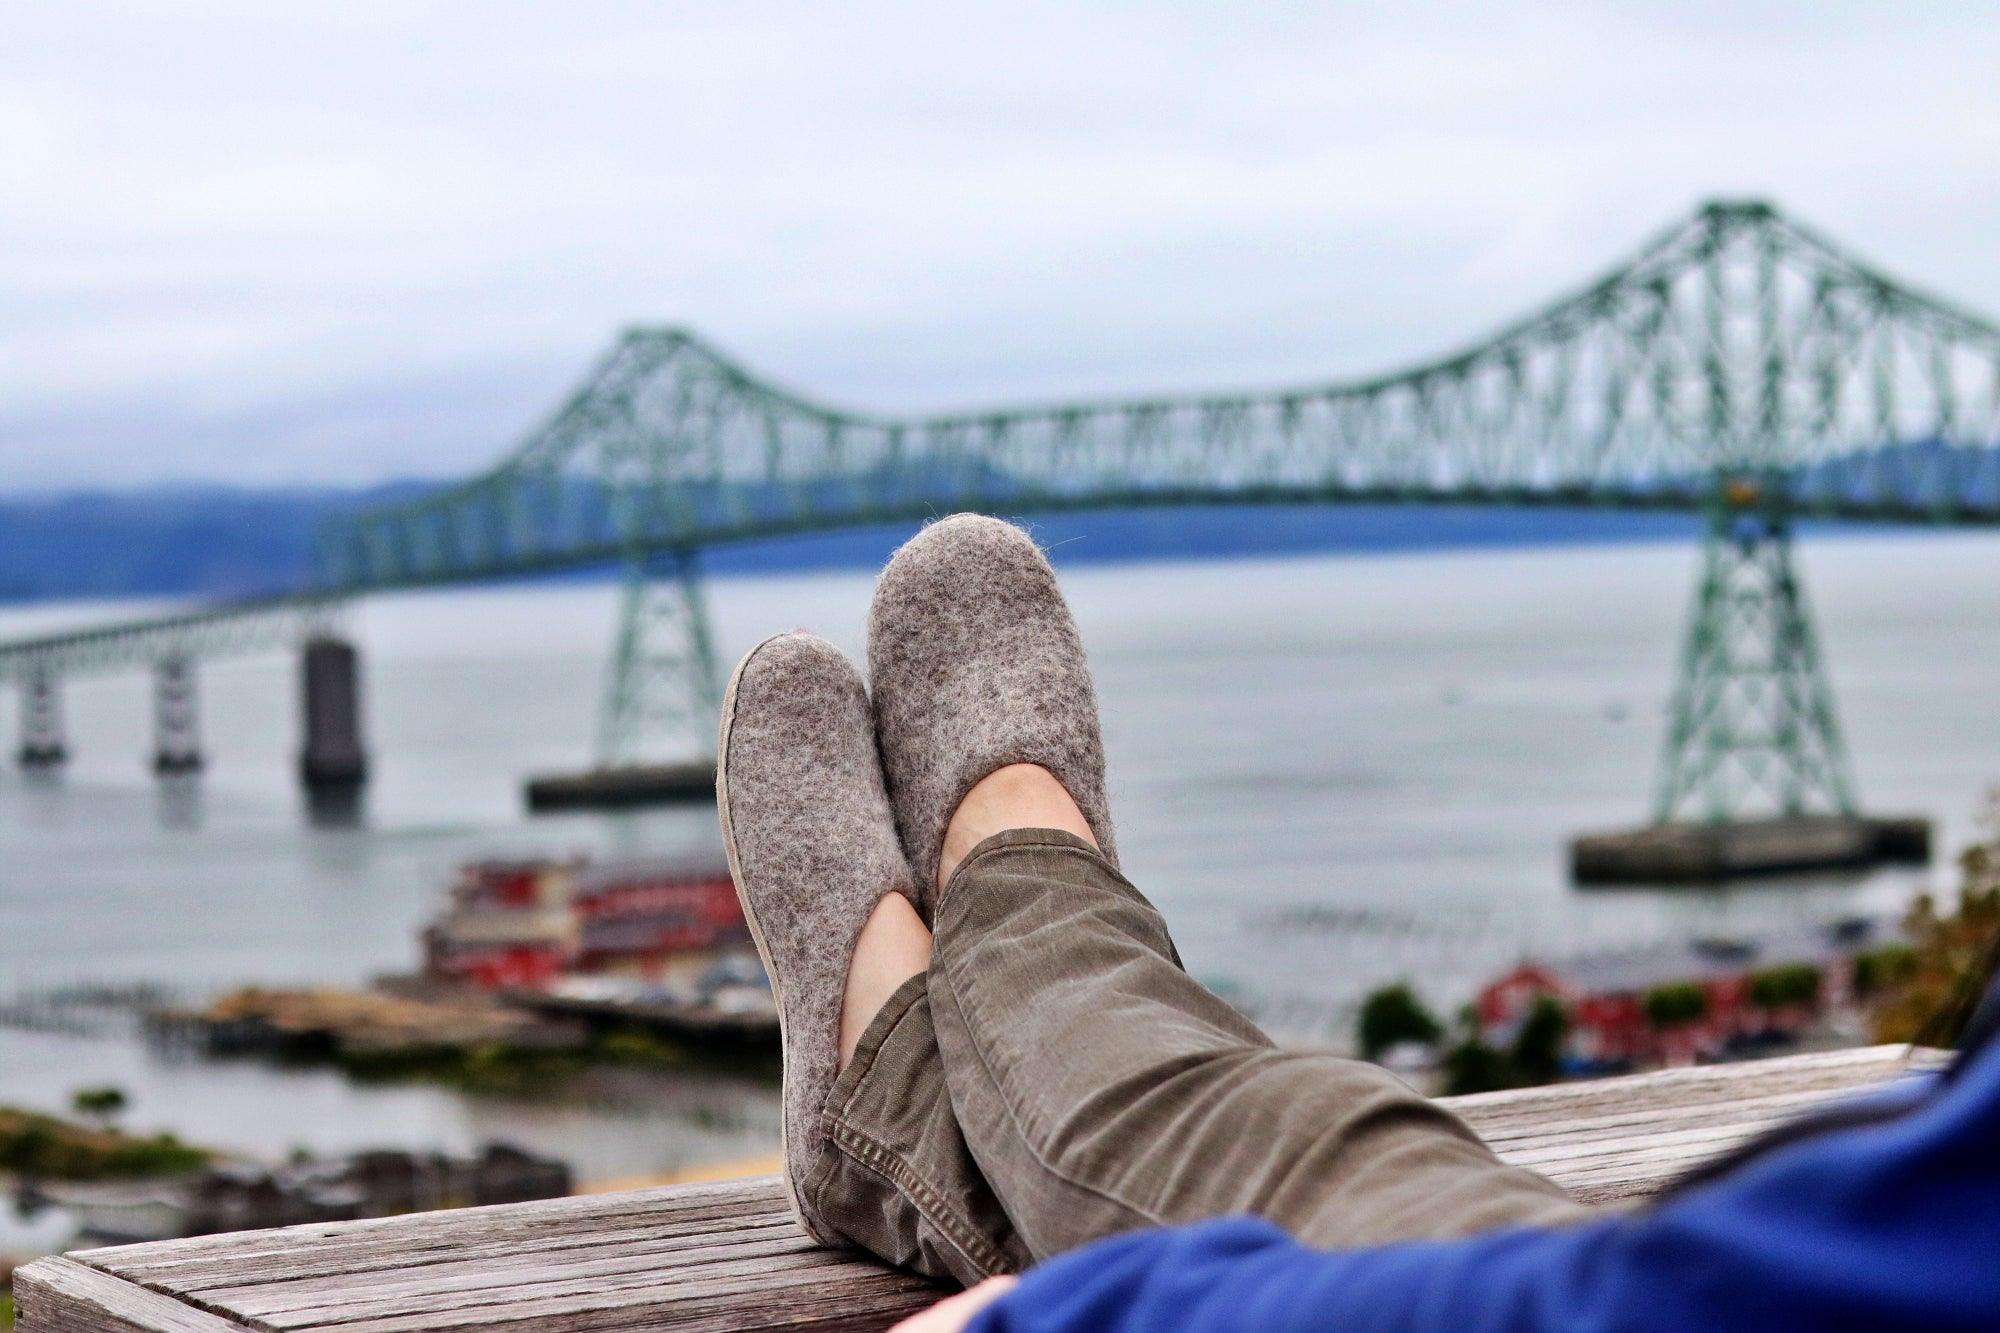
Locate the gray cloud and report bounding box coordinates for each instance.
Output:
[4,1,1998,487]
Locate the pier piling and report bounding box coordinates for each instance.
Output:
[299,637,368,794]
[16,664,67,769]
[152,652,203,774]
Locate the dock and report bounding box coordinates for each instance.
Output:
[508,989,777,1051]
[1570,814,1931,884]
[16,1044,1936,1332]
[523,761,717,812]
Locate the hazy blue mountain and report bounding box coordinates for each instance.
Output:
[0,481,1716,603]
[0,483,436,601]
[11,432,1983,603]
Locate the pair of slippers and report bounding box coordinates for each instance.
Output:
[716,513,1117,1243]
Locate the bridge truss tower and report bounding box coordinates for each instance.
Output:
[596,549,723,768]
[1653,479,1856,825]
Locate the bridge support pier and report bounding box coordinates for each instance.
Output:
[1652,479,1853,824]
[17,665,67,769]
[152,653,204,775]
[299,637,368,796]
[526,549,721,811]
[1572,476,1931,883]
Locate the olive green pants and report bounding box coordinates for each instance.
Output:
[799,829,1588,1286]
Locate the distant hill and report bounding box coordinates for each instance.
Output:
[0,484,435,601]
[6,433,1979,603]
[0,482,1715,603]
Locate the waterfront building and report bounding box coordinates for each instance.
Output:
[1476,918,1882,1069]
[422,854,751,1000]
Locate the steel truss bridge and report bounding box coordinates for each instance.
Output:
[5,199,2000,824]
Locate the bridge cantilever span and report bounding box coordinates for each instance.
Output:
[6,199,1999,838]
[317,197,2000,598]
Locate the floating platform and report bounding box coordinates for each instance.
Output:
[1571,814,1931,885]
[524,760,717,812]
[507,990,777,1052]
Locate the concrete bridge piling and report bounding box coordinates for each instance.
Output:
[16,665,67,769]
[152,653,203,774]
[299,637,368,795]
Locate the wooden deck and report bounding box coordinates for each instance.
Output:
[16,1044,1935,1332]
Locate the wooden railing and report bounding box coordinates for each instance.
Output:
[16,1045,1936,1332]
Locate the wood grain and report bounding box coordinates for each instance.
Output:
[13,1258,250,1333]
[17,1045,1935,1332]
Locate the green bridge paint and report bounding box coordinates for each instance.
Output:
[4,200,1998,838]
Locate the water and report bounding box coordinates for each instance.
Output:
[3,531,1997,1237]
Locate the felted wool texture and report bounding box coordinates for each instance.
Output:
[867,513,1118,915]
[716,631,920,1246]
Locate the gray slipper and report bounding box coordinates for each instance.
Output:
[867,513,1117,912]
[716,631,919,1245]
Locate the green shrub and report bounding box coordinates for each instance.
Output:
[1357,984,1443,1061]
[1438,995,1572,1095]
[1511,995,1570,1084]
[1853,943,1917,997]
[0,1109,207,1181]
[71,1085,128,1127]
[1643,982,1709,1028]
[1440,1037,1514,1095]
[1748,963,1821,1010]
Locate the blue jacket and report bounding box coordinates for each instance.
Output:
[973,993,2000,1333]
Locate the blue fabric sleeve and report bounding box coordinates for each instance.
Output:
[969,1044,2000,1333]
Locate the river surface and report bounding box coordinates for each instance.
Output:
[3,528,1997,1250]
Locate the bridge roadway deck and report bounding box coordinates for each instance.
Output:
[16,1044,1937,1331]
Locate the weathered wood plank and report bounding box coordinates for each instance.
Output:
[24,1046,1934,1333]
[220,1233,834,1324]
[316,1257,943,1333]
[1496,1089,1878,1169]
[87,1179,789,1280]
[13,1257,250,1333]
[120,1211,803,1292]
[1455,1045,1929,1136]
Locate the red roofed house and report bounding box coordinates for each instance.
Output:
[1476,918,1878,1069]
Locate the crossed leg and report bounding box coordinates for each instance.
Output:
[805,766,1587,1284]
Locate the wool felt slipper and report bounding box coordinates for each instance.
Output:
[716,630,920,1245]
[867,513,1117,913]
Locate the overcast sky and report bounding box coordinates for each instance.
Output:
[3,2,1998,490]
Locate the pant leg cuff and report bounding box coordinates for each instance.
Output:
[824,969,931,1115]
[802,969,935,1223]
[940,826,1107,904]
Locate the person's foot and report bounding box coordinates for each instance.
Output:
[717,631,922,1244]
[937,762,1096,892]
[868,514,1118,908]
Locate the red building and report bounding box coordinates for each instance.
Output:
[421,858,580,989]
[423,854,747,995]
[1476,919,1879,1069]
[571,858,748,984]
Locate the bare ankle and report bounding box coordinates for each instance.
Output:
[838,893,932,1068]
[936,763,1097,893]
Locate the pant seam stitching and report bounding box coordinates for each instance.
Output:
[824,1118,1009,1277]
[935,940,1173,1233]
